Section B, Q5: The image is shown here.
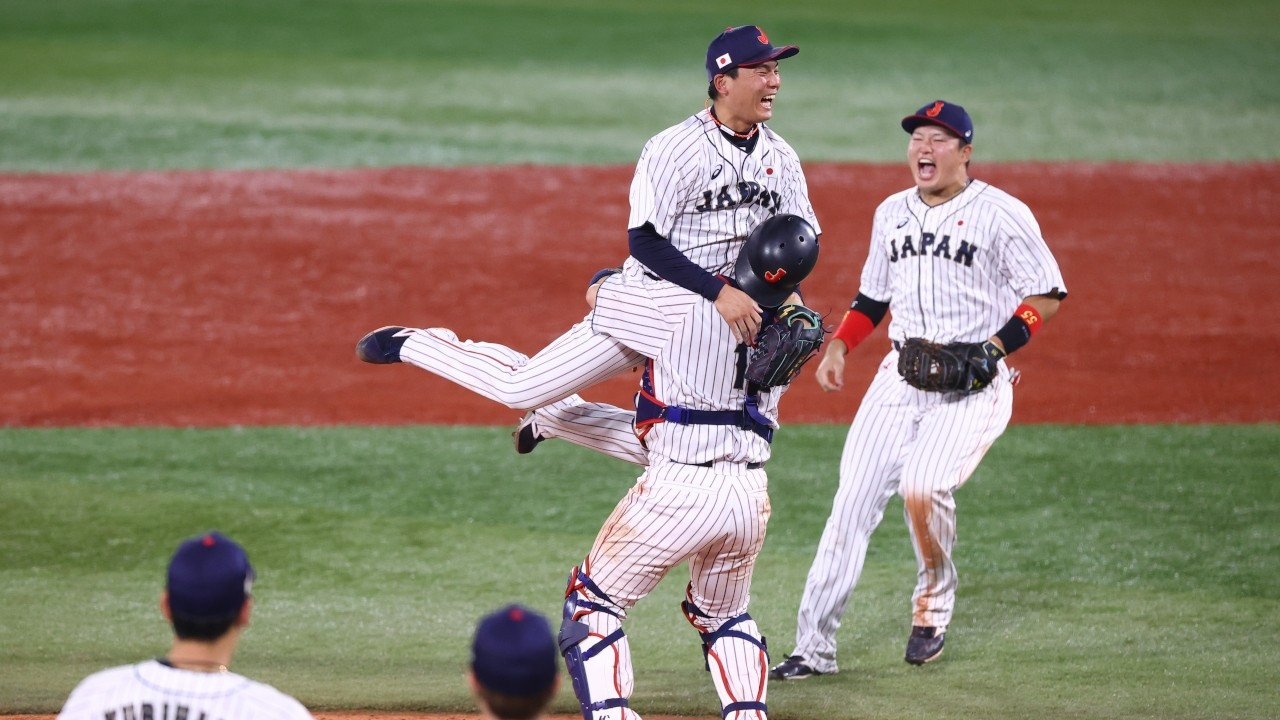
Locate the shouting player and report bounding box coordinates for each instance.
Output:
[356,25,819,412]
[768,101,1067,679]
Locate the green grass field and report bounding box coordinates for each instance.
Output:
[2,425,1277,719]
[1,0,1277,169]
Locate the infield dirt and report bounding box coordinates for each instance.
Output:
[3,162,1278,428]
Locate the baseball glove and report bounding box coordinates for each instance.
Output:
[897,338,1006,395]
[746,304,828,389]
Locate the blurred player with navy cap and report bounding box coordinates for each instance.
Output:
[469,604,561,720]
[57,531,313,720]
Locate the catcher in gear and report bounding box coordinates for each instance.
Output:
[503,215,822,720]
[515,302,822,720]
[359,208,822,718]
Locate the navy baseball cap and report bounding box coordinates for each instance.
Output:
[902,100,974,144]
[471,604,559,696]
[166,531,254,621]
[706,25,799,81]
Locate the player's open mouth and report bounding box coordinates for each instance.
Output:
[917,159,936,181]
[761,95,775,110]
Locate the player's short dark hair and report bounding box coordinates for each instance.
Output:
[473,683,557,720]
[171,610,239,641]
[707,67,740,101]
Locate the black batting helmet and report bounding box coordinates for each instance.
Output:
[733,214,819,307]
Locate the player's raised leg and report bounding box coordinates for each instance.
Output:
[516,396,649,466]
[358,316,643,411]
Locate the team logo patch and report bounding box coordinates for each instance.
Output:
[763,268,787,283]
[716,53,732,69]
[926,101,945,117]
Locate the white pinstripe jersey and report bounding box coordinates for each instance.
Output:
[626,108,821,276]
[57,660,314,720]
[636,293,781,466]
[861,179,1066,344]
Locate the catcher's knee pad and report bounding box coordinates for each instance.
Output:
[559,566,634,720]
[681,591,768,719]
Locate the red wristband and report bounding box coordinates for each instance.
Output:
[1016,303,1043,336]
[833,309,875,350]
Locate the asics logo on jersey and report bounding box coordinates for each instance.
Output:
[896,218,910,229]
[711,165,723,179]
[764,268,787,283]
[694,181,782,213]
[890,231,979,267]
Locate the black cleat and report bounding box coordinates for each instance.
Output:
[355,326,412,364]
[513,411,544,454]
[904,626,945,665]
[768,655,823,680]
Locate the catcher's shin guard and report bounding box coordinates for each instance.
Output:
[682,589,769,719]
[559,565,636,720]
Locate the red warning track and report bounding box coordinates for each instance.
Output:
[2,162,1277,427]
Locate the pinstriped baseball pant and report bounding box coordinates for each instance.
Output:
[792,351,1012,674]
[398,316,642,411]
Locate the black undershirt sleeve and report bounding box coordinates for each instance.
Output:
[849,292,889,325]
[628,223,726,302]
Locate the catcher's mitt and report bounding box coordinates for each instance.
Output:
[897,338,1006,395]
[746,304,828,389]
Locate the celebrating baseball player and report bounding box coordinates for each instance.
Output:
[557,273,825,720]
[362,211,822,720]
[768,101,1067,679]
[355,25,820,415]
[510,215,825,720]
[56,532,314,720]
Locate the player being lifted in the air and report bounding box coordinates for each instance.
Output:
[355,25,820,415]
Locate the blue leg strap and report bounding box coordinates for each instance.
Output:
[723,701,769,718]
[702,613,768,652]
[565,565,622,621]
[560,566,630,719]
[683,598,769,670]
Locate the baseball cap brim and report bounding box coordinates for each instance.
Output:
[901,115,969,142]
[738,45,799,69]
